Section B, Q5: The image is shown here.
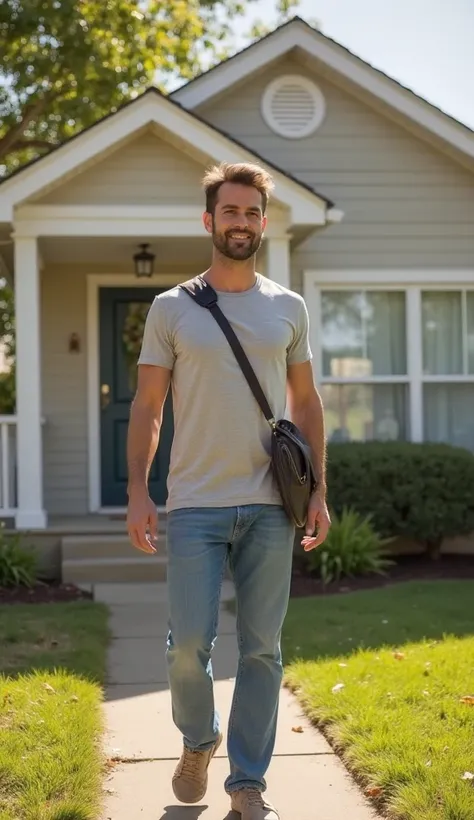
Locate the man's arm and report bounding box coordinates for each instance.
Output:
[127,364,171,552]
[287,360,330,548]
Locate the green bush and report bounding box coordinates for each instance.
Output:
[326,442,474,559]
[306,506,394,584]
[0,530,38,587]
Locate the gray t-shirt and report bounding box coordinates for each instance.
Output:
[138,273,312,512]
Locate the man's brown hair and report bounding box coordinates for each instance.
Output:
[202,162,275,215]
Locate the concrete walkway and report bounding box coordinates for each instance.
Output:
[98,582,378,820]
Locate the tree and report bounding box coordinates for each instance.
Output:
[0,282,15,414]
[0,0,268,176]
[248,0,317,41]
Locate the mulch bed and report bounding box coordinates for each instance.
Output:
[2,555,474,603]
[290,553,474,597]
[0,581,93,605]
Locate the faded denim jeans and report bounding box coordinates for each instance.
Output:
[165,504,295,794]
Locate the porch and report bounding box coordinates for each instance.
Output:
[2,226,299,530]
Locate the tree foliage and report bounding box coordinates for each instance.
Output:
[0,282,16,413]
[0,0,267,175]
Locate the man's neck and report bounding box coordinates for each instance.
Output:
[203,253,257,293]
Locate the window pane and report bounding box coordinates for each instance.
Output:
[467,292,474,375]
[321,291,406,377]
[422,291,462,375]
[321,384,409,443]
[424,384,474,451]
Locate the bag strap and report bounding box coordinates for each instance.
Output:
[180,276,276,427]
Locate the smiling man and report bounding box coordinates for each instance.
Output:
[126,161,330,819]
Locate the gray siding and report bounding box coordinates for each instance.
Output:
[196,56,474,271]
[41,267,88,514]
[38,131,205,205]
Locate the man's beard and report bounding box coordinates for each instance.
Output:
[212,227,262,261]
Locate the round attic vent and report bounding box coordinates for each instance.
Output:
[261,75,325,139]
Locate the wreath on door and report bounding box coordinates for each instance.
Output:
[122,302,150,391]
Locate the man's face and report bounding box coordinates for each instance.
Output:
[204,182,267,261]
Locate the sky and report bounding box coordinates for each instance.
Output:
[193,0,474,130]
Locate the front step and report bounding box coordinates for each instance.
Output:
[61,533,167,584]
[62,555,168,584]
[62,534,166,561]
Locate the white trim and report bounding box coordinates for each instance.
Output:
[172,20,474,164]
[305,269,474,286]
[261,75,326,139]
[13,204,291,240]
[14,237,47,529]
[0,91,328,226]
[87,273,184,513]
[265,237,291,289]
[407,287,423,442]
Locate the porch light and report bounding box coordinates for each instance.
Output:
[133,243,155,278]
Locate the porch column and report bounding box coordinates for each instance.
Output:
[14,235,47,529]
[265,236,291,289]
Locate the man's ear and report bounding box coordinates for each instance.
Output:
[203,211,213,234]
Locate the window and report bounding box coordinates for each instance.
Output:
[422,290,474,450]
[315,285,474,451]
[319,290,409,443]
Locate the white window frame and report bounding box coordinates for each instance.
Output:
[303,270,474,445]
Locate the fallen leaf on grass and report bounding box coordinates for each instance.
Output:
[332,683,345,693]
[292,726,304,733]
[365,786,383,798]
[460,695,474,705]
[393,652,405,660]
[69,695,79,703]
[42,683,57,695]
[462,772,474,781]
[426,760,432,767]
[338,663,348,668]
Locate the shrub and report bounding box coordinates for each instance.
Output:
[0,529,38,587]
[326,442,474,559]
[306,506,394,584]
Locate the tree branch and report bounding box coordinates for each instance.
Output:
[0,92,58,160]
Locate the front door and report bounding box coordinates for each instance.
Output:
[99,287,174,507]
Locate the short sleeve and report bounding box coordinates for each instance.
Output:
[287,297,313,366]
[138,296,176,370]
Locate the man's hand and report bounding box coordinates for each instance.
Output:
[301,492,331,552]
[127,491,159,554]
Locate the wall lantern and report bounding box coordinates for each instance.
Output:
[133,243,155,278]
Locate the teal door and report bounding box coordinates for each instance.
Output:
[99,287,174,507]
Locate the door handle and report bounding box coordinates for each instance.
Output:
[101,384,110,410]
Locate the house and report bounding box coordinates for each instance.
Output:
[0,17,473,578]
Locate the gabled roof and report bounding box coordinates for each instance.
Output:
[172,17,474,164]
[0,86,338,225]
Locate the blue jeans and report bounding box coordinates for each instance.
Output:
[165,504,295,794]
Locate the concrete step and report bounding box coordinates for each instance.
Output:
[61,534,166,561]
[62,555,168,584]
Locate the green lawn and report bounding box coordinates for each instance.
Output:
[284,581,474,820]
[0,600,110,820]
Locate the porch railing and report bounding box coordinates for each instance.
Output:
[0,416,17,515]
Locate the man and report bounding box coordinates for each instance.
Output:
[126,161,330,819]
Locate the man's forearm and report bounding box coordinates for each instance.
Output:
[292,390,327,497]
[127,399,161,497]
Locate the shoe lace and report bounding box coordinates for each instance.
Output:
[244,789,265,807]
[179,749,205,782]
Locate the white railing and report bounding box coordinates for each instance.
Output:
[0,416,17,515]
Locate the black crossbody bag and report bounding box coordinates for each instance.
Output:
[179,275,317,528]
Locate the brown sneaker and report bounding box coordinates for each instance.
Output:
[231,788,279,819]
[172,733,222,803]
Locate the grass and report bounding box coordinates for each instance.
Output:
[283,580,474,820]
[0,600,110,820]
